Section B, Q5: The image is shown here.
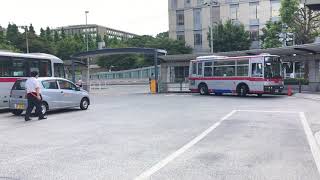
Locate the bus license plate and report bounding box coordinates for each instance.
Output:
[275,89,279,93]
[16,104,25,109]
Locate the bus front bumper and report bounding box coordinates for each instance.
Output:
[264,85,284,94]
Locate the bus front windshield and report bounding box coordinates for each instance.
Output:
[264,56,282,79]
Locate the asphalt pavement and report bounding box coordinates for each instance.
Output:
[0,85,319,180]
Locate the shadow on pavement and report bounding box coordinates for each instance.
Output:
[0,109,11,114]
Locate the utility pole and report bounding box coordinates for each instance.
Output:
[85,11,90,91]
[204,0,219,53]
[19,26,29,53]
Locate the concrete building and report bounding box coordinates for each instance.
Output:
[53,24,138,41]
[169,0,287,52]
[305,0,320,10]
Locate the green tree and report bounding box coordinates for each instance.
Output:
[208,20,251,52]
[96,34,102,43]
[261,21,283,49]
[53,30,60,42]
[56,37,84,60]
[280,0,320,44]
[156,31,169,39]
[28,24,36,35]
[6,23,23,47]
[60,28,66,39]
[40,28,46,39]
[0,27,5,44]
[45,27,53,42]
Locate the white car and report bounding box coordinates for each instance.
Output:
[10,77,90,115]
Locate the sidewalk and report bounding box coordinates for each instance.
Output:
[293,92,320,101]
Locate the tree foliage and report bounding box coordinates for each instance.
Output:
[208,20,251,52]
[0,23,190,70]
[280,0,320,44]
[261,21,282,49]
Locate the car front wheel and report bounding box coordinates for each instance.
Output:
[80,98,89,110]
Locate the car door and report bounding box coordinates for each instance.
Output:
[41,80,63,109]
[57,80,80,107]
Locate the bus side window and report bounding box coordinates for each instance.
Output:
[197,62,202,76]
[40,60,52,77]
[251,63,263,77]
[192,62,197,75]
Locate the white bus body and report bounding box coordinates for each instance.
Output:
[189,54,284,96]
[0,52,65,108]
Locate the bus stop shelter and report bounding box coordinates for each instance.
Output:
[159,42,320,92]
[71,48,167,92]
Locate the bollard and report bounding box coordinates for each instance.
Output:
[287,85,292,96]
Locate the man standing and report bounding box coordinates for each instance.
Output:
[25,71,47,121]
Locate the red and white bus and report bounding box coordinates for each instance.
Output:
[189,54,284,96]
[0,52,65,108]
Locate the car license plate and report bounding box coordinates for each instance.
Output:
[275,89,279,93]
[16,103,25,109]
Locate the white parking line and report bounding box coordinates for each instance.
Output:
[236,109,298,114]
[299,112,320,175]
[134,110,237,180]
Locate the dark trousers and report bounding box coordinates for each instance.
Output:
[25,94,44,120]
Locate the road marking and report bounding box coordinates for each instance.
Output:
[134,110,237,180]
[299,112,320,176]
[236,109,297,114]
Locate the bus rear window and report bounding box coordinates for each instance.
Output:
[12,80,26,90]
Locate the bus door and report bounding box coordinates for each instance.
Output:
[250,57,264,91]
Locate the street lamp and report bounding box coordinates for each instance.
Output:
[203,0,219,53]
[19,26,29,53]
[85,11,90,91]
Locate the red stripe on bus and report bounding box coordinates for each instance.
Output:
[0,78,19,82]
[189,77,282,82]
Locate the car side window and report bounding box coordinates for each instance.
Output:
[58,80,76,90]
[42,80,58,89]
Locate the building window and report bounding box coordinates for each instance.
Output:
[271,0,280,18]
[176,10,185,26]
[250,25,259,41]
[185,0,191,7]
[249,2,259,20]
[197,0,204,6]
[193,8,202,30]
[230,4,239,20]
[172,0,177,9]
[194,30,202,46]
[177,31,185,41]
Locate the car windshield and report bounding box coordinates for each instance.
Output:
[264,56,282,78]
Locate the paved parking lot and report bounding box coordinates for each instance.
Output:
[0,85,320,180]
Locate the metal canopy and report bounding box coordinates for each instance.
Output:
[159,42,320,62]
[71,47,167,59]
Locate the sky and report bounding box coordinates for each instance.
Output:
[0,0,169,36]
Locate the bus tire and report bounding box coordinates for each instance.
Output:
[257,94,263,97]
[11,109,23,116]
[199,83,209,95]
[237,84,249,97]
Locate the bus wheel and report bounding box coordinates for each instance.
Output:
[238,85,248,97]
[199,84,209,95]
[257,94,263,97]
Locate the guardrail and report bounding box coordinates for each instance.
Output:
[88,79,149,90]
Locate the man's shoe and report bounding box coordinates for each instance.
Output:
[38,117,47,120]
[25,118,32,121]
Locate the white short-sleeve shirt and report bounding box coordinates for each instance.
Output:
[25,77,41,94]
